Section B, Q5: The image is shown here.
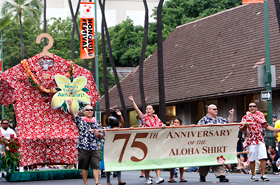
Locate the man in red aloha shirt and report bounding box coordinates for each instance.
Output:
[240,102,280,182]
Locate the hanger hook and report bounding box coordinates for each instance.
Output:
[36,33,54,58]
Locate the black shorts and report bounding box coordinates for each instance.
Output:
[78,149,100,170]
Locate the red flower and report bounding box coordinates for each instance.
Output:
[217,155,226,164]
[10,134,14,139]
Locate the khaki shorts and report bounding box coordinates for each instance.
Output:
[78,149,100,170]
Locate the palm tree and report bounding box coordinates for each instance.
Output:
[138,0,149,113]
[1,0,43,60]
[99,0,130,127]
[157,0,166,124]
[0,15,12,31]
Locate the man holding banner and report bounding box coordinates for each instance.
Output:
[67,99,103,185]
[197,104,234,182]
[240,102,280,182]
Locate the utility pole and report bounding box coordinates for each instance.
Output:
[94,0,100,122]
[264,0,272,125]
[0,35,6,120]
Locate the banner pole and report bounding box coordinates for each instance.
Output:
[94,0,100,122]
[0,35,6,120]
[264,0,272,125]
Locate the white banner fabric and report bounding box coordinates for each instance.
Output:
[104,124,239,171]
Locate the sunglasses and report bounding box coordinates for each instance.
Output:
[85,109,94,111]
[2,122,8,124]
[212,109,217,110]
[249,105,257,108]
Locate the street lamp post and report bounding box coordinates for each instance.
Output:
[0,35,6,120]
[264,0,272,126]
[94,0,100,122]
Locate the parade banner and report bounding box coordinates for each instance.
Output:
[104,124,239,171]
[242,0,264,4]
[80,2,95,59]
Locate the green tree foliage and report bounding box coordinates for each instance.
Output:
[154,0,242,33]
[102,18,156,67]
[1,0,43,59]
[100,0,242,67]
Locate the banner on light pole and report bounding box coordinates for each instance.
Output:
[80,2,95,59]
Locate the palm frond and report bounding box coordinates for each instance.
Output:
[0,14,12,31]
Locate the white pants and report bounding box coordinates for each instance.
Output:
[247,141,267,162]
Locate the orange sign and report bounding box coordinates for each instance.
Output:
[80,2,95,59]
[242,0,264,4]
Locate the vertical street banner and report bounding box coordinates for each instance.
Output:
[104,124,239,171]
[242,0,264,4]
[80,2,95,59]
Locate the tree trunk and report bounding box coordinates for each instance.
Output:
[101,12,110,118]
[138,0,149,113]
[99,0,130,127]
[19,13,24,60]
[68,0,90,70]
[43,0,47,46]
[157,0,166,124]
[274,0,280,33]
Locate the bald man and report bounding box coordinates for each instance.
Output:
[197,104,234,182]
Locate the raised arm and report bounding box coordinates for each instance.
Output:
[116,109,125,128]
[128,95,144,120]
[227,108,234,123]
[66,99,76,120]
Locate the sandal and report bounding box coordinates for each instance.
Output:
[119,180,126,185]
[168,179,177,183]
[96,183,102,185]
[179,179,187,182]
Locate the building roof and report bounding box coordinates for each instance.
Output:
[99,1,280,111]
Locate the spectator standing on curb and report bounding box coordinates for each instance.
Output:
[0,119,16,179]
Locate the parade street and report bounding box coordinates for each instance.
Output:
[1,170,280,185]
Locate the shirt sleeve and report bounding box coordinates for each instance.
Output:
[74,65,100,107]
[0,63,26,106]
[239,115,247,129]
[219,117,228,124]
[73,115,82,125]
[197,117,205,125]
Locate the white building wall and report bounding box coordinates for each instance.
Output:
[0,0,158,32]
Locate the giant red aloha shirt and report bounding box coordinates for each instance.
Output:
[0,54,99,166]
[240,111,269,146]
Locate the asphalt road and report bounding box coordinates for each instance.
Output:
[1,170,280,185]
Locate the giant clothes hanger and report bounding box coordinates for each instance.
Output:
[36,33,54,59]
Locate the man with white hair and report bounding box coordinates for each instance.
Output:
[197,104,234,182]
[67,99,103,185]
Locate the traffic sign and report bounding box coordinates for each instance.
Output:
[261,90,272,101]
